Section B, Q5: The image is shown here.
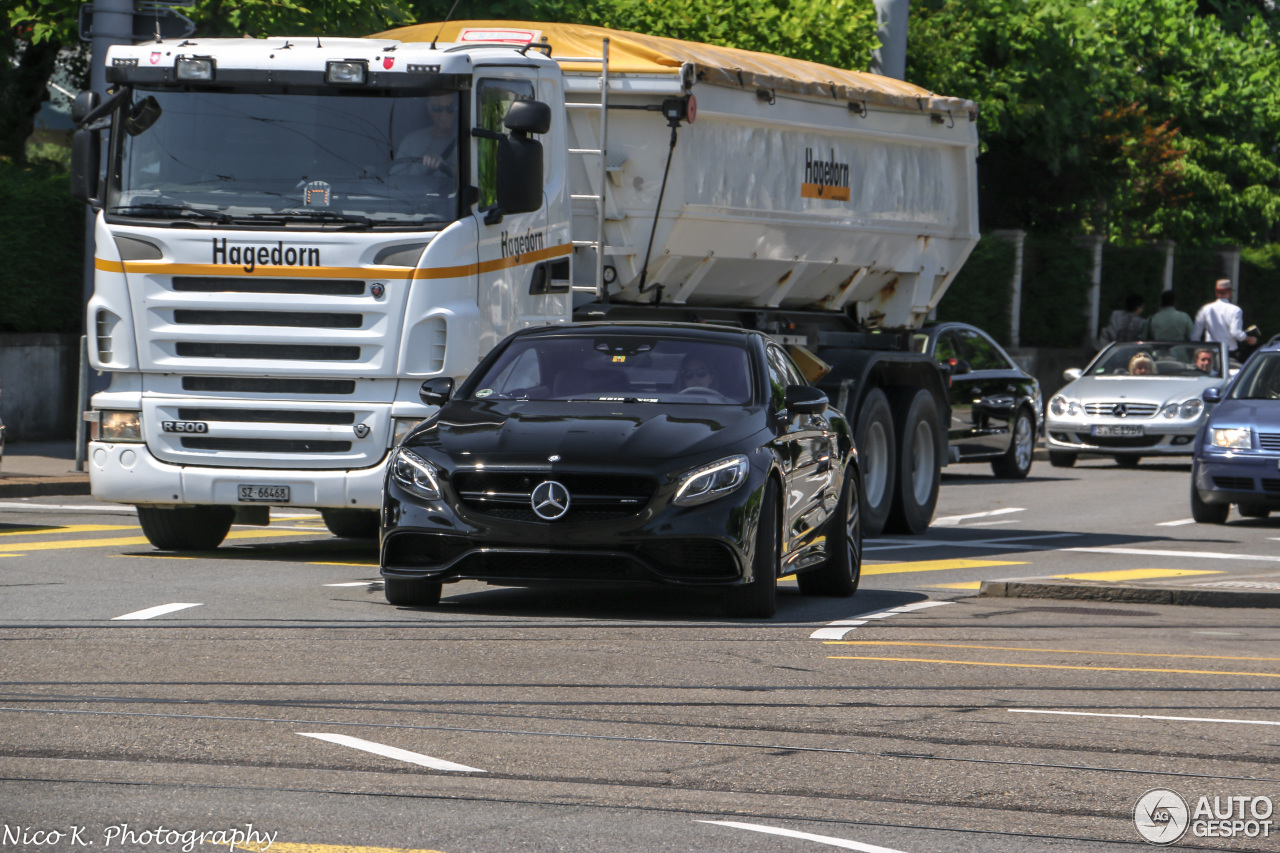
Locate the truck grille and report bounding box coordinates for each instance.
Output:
[173,309,362,329]
[172,277,364,296]
[181,377,357,395]
[181,437,352,454]
[174,342,361,361]
[452,471,655,523]
[177,408,355,425]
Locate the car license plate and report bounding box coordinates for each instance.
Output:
[238,484,290,502]
[1091,425,1144,437]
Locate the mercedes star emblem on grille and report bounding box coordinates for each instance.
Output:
[531,480,571,520]
[1114,404,1127,418]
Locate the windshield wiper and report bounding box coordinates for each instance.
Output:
[242,210,372,228]
[108,203,232,223]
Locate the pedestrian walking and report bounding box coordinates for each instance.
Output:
[1101,293,1145,344]
[1193,279,1256,357]
[1141,290,1194,341]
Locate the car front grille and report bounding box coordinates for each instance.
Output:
[638,540,739,579]
[1083,402,1159,417]
[451,471,655,523]
[383,533,473,568]
[1258,434,1280,452]
[1262,479,1280,493]
[1074,433,1163,448]
[451,551,643,581]
[1214,476,1255,491]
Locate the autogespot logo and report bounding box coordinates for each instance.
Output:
[531,480,570,521]
[1135,788,1190,844]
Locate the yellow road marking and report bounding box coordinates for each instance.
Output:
[110,554,196,560]
[0,554,22,558]
[828,655,1280,678]
[928,582,983,589]
[822,641,1280,662]
[0,528,319,553]
[779,574,795,581]
[863,559,1027,576]
[228,844,447,853]
[1054,568,1223,581]
[0,524,138,537]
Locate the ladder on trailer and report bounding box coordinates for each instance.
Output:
[558,38,611,300]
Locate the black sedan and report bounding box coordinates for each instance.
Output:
[381,322,862,618]
[912,322,1042,478]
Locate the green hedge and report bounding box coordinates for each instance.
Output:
[1239,247,1280,345]
[934,235,1016,345]
[0,161,84,333]
[1019,238,1092,347]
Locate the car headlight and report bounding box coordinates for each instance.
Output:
[673,455,749,506]
[90,410,143,442]
[1179,399,1203,419]
[391,447,442,499]
[1210,427,1252,449]
[1049,396,1080,417]
[392,417,422,447]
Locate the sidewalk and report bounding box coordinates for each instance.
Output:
[0,440,91,498]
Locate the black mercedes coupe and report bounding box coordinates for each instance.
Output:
[380,322,862,618]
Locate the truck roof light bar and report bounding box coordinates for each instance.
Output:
[326,60,368,85]
[175,56,215,82]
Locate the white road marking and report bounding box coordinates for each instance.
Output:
[112,602,202,620]
[699,820,910,852]
[0,502,136,513]
[298,732,485,772]
[932,507,1024,526]
[811,601,952,639]
[1157,518,1196,526]
[324,581,383,587]
[1011,708,1280,727]
[1067,546,1280,563]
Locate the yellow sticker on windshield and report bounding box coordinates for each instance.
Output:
[612,355,626,362]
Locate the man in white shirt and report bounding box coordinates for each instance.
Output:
[1193,279,1255,356]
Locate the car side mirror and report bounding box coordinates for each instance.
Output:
[784,384,828,415]
[1063,368,1082,382]
[419,377,454,406]
[1202,386,1222,404]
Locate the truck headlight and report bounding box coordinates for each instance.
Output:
[1210,427,1251,449]
[326,60,368,85]
[392,417,422,447]
[89,410,143,442]
[674,455,749,506]
[391,447,442,500]
[175,57,215,81]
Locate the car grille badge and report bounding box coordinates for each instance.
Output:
[531,480,571,520]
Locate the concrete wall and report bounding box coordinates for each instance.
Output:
[0,334,80,441]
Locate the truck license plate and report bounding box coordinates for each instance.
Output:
[238,484,290,502]
[1092,425,1144,437]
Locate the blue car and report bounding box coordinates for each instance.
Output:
[1191,340,1280,523]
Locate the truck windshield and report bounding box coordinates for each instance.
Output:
[108,88,462,227]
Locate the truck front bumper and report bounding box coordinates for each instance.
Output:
[88,441,388,509]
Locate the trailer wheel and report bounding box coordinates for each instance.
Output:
[136,505,235,551]
[320,508,380,539]
[885,390,940,534]
[853,388,896,537]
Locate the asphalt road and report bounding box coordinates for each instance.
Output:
[2,456,1279,852]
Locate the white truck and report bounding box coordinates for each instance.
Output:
[70,20,978,549]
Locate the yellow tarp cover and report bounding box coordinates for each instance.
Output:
[372,20,976,117]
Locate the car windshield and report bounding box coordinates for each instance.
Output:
[108,88,462,227]
[1228,352,1280,400]
[468,336,755,405]
[1089,343,1222,378]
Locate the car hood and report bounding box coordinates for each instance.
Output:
[1061,374,1222,404]
[1207,397,1280,428]
[406,401,767,469]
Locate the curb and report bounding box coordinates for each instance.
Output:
[0,478,92,499]
[980,578,1280,609]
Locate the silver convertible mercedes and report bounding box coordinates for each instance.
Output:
[1044,341,1231,467]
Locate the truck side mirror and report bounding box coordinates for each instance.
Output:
[70,129,100,206]
[71,91,99,124]
[419,377,454,406]
[504,100,551,135]
[496,134,543,215]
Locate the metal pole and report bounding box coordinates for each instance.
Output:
[870,0,909,79]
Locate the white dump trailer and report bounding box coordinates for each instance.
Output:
[72,21,978,547]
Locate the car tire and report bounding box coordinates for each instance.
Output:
[1115,456,1142,468]
[136,505,235,551]
[853,388,895,537]
[1190,485,1229,524]
[320,508,380,539]
[725,480,779,619]
[991,407,1035,479]
[1048,451,1077,468]
[1238,503,1270,518]
[798,468,862,598]
[384,576,443,607]
[884,390,940,535]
